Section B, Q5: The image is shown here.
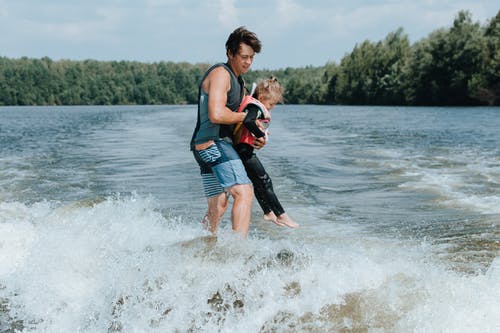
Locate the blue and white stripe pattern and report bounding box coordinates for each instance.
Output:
[201,173,224,197]
[196,140,251,197]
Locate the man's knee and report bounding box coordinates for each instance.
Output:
[229,183,253,200]
[207,193,228,216]
[217,193,229,211]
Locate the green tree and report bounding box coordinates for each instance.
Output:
[335,28,410,105]
[403,11,485,105]
[469,10,500,105]
[323,62,340,104]
[0,9,497,107]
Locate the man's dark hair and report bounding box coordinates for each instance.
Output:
[225,26,262,56]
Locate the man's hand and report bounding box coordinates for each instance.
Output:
[253,136,267,149]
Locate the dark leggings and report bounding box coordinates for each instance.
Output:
[235,143,285,216]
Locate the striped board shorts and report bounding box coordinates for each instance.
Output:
[193,139,251,197]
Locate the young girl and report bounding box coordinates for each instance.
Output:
[233,77,299,228]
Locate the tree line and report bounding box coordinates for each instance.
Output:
[0,10,498,106]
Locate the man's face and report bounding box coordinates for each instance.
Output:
[230,43,255,75]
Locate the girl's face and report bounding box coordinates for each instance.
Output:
[260,97,277,111]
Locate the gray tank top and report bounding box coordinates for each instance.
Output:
[191,63,244,147]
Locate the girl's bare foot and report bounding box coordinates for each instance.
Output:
[263,212,277,221]
[263,212,286,227]
[277,213,299,228]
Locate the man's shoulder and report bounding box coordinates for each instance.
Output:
[205,65,231,85]
[207,64,230,76]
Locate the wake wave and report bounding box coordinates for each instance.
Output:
[0,194,498,332]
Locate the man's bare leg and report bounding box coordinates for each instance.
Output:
[227,183,254,237]
[202,192,229,235]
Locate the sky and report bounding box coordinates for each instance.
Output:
[0,0,498,70]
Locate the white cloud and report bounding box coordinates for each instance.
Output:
[0,0,7,17]
[25,6,125,43]
[0,0,498,68]
[275,0,303,27]
[217,0,239,29]
[144,0,181,6]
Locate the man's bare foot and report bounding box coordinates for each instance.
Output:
[201,214,217,235]
[276,213,299,228]
[263,212,286,227]
[201,214,208,228]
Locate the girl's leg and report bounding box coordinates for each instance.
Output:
[243,153,298,228]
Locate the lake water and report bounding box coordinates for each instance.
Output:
[0,105,499,332]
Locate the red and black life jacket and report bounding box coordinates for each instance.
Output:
[233,95,271,145]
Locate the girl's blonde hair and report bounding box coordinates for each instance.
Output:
[253,76,284,104]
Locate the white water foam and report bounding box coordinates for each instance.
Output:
[361,148,500,215]
[0,194,498,332]
[399,167,500,215]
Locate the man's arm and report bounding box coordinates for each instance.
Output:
[204,67,245,125]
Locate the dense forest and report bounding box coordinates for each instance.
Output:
[0,10,498,106]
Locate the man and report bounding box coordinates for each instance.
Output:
[190,27,265,237]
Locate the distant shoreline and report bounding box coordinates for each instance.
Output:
[1,10,498,107]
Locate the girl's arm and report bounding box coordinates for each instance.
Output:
[242,104,266,138]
